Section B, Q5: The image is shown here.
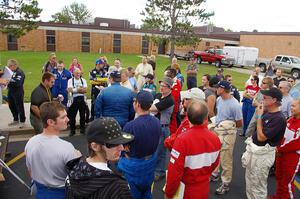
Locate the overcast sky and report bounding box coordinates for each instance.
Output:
[38,0,300,32]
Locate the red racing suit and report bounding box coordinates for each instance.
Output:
[275,117,300,199]
[165,124,221,199]
[169,79,182,135]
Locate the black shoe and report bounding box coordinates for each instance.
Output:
[80,129,85,135]
[215,182,230,195]
[69,131,75,136]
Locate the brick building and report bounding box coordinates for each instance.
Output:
[1,21,300,59]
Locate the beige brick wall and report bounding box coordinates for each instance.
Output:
[18,29,45,51]
[0,32,7,51]
[90,33,113,53]
[121,35,142,54]
[56,31,81,52]
[240,35,300,58]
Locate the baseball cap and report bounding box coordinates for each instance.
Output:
[217,80,232,90]
[144,73,154,80]
[110,70,121,79]
[134,90,154,107]
[86,117,134,145]
[180,88,205,101]
[260,87,283,102]
[159,76,173,88]
[209,76,220,87]
[95,59,104,65]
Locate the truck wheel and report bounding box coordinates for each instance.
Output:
[292,69,300,79]
[259,63,267,73]
[208,62,212,65]
[197,57,202,64]
[215,60,221,68]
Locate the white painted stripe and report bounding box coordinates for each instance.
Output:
[184,151,219,169]
[287,158,300,199]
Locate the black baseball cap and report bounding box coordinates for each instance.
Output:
[217,80,232,90]
[110,70,121,80]
[144,73,154,80]
[86,117,134,145]
[261,87,283,102]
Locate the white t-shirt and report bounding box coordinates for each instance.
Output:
[25,134,79,187]
[67,77,87,98]
[88,162,111,171]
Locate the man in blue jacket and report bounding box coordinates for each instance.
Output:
[94,70,135,128]
[51,60,72,107]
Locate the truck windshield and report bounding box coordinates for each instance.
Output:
[216,49,225,55]
[291,57,300,64]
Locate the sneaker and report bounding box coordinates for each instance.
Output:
[18,122,25,129]
[215,182,230,195]
[8,121,19,126]
[210,173,220,182]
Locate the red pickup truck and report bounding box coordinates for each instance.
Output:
[193,48,234,67]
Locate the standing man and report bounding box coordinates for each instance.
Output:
[212,80,243,195]
[30,72,56,134]
[95,70,135,128]
[25,101,80,199]
[271,98,300,199]
[6,59,26,127]
[242,87,286,199]
[89,59,108,121]
[149,77,174,181]
[273,68,286,87]
[225,74,240,102]
[118,91,161,199]
[278,81,293,118]
[165,100,221,199]
[51,60,72,107]
[67,68,87,136]
[135,56,153,91]
[186,58,198,89]
[164,88,205,151]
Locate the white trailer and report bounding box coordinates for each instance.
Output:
[223,46,259,67]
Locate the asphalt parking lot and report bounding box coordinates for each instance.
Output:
[1,129,299,199]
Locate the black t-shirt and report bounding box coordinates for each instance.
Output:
[273,77,286,87]
[252,111,286,147]
[30,83,53,113]
[154,93,174,124]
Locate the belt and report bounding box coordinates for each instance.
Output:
[161,124,169,127]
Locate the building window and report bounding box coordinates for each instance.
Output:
[206,42,210,46]
[81,32,90,52]
[7,34,18,50]
[113,34,121,53]
[142,36,149,54]
[46,30,55,52]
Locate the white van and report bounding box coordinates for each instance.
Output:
[223,46,259,67]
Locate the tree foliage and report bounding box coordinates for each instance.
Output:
[51,2,92,24]
[141,0,214,56]
[0,0,42,38]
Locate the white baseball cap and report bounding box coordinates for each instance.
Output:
[180,88,205,101]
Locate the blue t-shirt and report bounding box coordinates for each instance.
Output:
[216,96,243,124]
[123,114,161,158]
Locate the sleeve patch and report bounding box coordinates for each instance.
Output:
[171,148,180,159]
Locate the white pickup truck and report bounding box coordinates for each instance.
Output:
[256,55,300,79]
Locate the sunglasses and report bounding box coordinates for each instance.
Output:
[250,79,254,81]
[105,143,120,148]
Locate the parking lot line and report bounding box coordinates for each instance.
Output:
[6,152,25,167]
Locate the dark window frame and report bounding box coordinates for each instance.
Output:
[7,34,18,50]
[141,36,149,54]
[81,32,90,52]
[46,30,56,52]
[113,34,121,53]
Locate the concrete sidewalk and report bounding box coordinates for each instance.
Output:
[0,100,92,136]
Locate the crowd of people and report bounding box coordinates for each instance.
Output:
[0,53,300,199]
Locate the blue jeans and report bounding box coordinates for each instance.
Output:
[155,126,170,176]
[187,76,197,89]
[118,155,157,199]
[242,98,255,134]
[34,181,65,199]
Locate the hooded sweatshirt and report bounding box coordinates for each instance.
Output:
[65,157,132,199]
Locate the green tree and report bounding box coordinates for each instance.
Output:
[51,6,72,24]
[0,0,42,38]
[141,0,213,57]
[51,2,92,24]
